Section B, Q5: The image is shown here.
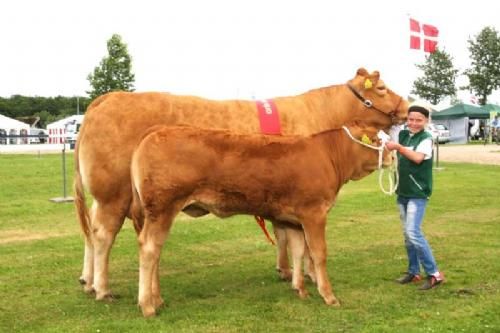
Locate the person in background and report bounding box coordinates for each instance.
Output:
[492,115,499,127]
[492,115,500,137]
[385,103,445,290]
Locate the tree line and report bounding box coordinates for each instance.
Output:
[0,95,90,128]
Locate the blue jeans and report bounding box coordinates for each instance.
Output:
[397,197,438,276]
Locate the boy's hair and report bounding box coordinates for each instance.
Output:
[409,105,430,118]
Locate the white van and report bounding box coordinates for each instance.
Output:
[65,119,83,148]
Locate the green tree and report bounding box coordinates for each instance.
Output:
[87,34,135,99]
[0,95,89,121]
[411,48,459,105]
[463,26,500,105]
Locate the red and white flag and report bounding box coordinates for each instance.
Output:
[410,18,439,53]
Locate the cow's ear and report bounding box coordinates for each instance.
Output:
[364,71,380,90]
[356,68,369,77]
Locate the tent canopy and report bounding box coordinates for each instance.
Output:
[432,103,490,120]
[481,104,500,113]
[0,114,30,131]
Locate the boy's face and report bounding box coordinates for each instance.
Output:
[407,111,428,134]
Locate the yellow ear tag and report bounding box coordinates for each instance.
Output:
[364,79,373,89]
[361,134,372,145]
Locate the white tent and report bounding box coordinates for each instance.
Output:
[0,114,30,144]
[47,115,84,144]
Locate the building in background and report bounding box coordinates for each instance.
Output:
[0,114,30,145]
[47,115,84,144]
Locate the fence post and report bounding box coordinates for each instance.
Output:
[434,136,444,171]
[49,140,74,203]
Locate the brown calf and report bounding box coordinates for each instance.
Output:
[130,125,390,317]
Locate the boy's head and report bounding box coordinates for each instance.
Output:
[407,102,430,133]
[408,103,430,119]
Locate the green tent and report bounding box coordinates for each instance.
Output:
[432,103,490,120]
[481,103,500,114]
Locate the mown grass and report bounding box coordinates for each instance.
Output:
[0,153,499,332]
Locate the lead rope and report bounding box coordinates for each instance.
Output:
[341,126,398,195]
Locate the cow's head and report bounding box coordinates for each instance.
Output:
[346,68,409,129]
[341,125,392,181]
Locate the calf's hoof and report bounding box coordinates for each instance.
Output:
[324,295,340,307]
[140,304,157,317]
[78,277,87,285]
[96,291,118,302]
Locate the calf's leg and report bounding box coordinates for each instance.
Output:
[302,217,339,306]
[131,205,164,309]
[151,259,164,309]
[138,212,175,317]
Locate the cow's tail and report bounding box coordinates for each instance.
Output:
[73,138,91,240]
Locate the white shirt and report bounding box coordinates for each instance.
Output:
[398,132,433,160]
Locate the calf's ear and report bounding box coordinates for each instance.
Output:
[369,71,380,83]
[356,68,369,77]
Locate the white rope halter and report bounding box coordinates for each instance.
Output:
[341,126,398,195]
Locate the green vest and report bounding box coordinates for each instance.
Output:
[397,129,433,198]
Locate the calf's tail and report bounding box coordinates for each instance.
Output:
[130,152,145,235]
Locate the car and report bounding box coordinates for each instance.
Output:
[29,128,48,144]
[0,128,6,145]
[427,123,450,144]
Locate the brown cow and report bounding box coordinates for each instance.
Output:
[129,124,391,317]
[74,68,408,300]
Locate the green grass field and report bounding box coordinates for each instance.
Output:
[1,153,499,332]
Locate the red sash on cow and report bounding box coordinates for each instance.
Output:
[256,99,281,135]
[254,100,281,244]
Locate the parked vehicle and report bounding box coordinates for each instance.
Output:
[65,119,82,149]
[29,128,48,144]
[0,128,6,144]
[427,123,450,144]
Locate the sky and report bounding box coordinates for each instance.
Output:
[2,0,500,107]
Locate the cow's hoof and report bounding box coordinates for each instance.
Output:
[79,277,87,285]
[153,296,165,309]
[306,273,317,284]
[296,289,309,299]
[84,285,96,295]
[277,268,292,281]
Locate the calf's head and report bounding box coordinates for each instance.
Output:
[341,125,392,180]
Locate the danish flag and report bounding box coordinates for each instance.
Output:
[410,18,439,53]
